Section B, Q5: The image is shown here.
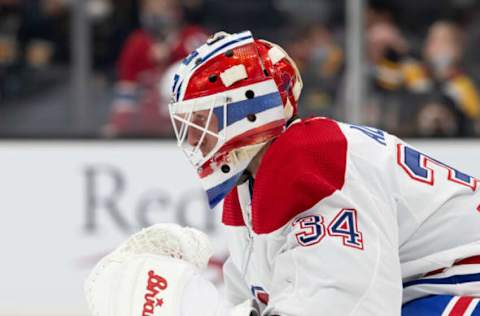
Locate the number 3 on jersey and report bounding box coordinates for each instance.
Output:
[293,208,364,249]
[292,215,326,246]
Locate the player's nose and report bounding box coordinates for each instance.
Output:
[187,128,201,147]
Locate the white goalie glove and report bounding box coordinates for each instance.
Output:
[84,224,260,316]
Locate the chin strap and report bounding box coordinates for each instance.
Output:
[286,114,300,128]
[230,141,267,180]
[232,142,266,163]
[237,169,253,185]
[233,115,300,186]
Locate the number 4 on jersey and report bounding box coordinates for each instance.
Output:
[327,209,364,250]
[293,208,364,250]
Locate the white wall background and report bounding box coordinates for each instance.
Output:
[0,140,478,315]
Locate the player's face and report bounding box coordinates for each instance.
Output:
[170,95,228,168]
[187,110,219,157]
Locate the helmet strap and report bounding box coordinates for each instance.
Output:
[286,114,300,128]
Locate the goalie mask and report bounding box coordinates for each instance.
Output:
[169,31,303,209]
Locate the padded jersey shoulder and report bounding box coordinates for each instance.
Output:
[222,118,348,234]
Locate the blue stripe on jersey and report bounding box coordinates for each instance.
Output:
[212,92,283,131]
[402,295,454,316]
[206,171,243,209]
[473,302,480,316]
[403,272,480,288]
[473,301,480,316]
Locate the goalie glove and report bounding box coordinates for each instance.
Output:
[85,224,265,316]
[84,223,217,316]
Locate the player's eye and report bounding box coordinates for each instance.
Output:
[192,113,208,127]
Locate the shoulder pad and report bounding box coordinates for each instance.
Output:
[252,118,347,234]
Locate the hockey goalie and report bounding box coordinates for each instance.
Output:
[86,31,480,315]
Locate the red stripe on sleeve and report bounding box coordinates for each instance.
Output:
[454,255,480,266]
[449,297,474,316]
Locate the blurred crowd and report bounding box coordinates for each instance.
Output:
[1,0,480,138]
[0,0,70,100]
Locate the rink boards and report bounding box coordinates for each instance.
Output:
[0,140,478,315]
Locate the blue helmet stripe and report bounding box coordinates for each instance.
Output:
[206,171,243,209]
[212,91,283,131]
[171,74,180,95]
[176,81,183,102]
[182,50,199,65]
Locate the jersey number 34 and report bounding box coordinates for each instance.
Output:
[292,209,364,250]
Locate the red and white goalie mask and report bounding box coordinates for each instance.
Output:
[169,31,303,208]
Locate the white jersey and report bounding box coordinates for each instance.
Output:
[221,117,480,316]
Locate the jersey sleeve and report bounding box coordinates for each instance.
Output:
[263,192,403,316]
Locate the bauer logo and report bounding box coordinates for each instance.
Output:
[142,270,168,316]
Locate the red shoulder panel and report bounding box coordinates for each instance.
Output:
[252,118,347,234]
[222,187,245,226]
